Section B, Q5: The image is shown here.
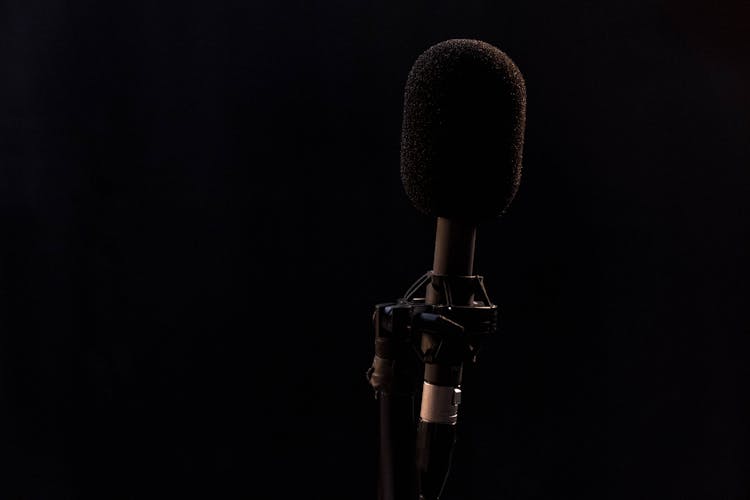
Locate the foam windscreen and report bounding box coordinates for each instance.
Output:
[401,39,526,220]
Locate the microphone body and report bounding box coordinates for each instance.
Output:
[416,218,477,499]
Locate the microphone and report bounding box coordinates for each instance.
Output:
[401,39,526,499]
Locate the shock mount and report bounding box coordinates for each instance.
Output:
[367,271,499,500]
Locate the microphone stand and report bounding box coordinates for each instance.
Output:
[368,272,497,499]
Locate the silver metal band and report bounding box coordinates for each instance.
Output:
[419,382,461,424]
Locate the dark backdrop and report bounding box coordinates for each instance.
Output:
[2,1,748,499]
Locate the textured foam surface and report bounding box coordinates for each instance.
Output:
[401,39,526,219]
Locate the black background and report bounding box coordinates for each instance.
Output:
[2,1,749,499]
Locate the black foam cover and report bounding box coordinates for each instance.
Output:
[401,39,526,220]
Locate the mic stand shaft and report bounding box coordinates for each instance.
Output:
[369,301,421,500]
